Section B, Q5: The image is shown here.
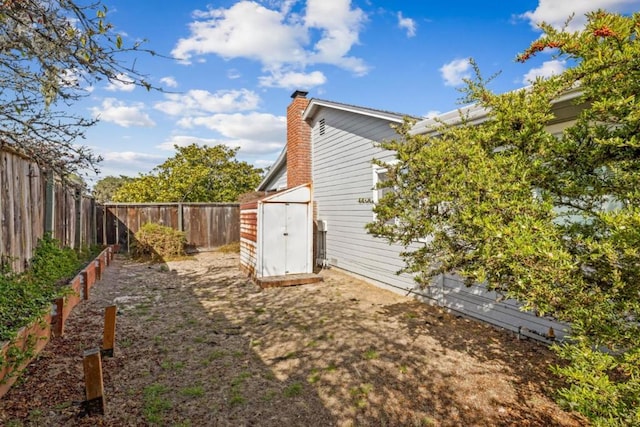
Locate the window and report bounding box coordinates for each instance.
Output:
[372,165,397,225]
[372,166,392,204]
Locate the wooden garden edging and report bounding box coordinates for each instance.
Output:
[0,245,118,399]
[0,313,52,399]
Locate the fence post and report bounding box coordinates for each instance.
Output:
[125,206,130,253]
[74,186,82,250]
[92,198,97,246]
[178,203,184,232]
[82,348,105,415]
[44,171,55,235]
[101,204,107,245]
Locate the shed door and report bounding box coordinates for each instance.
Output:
[261,202,308,276]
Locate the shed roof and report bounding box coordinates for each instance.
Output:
[261,183,311,203]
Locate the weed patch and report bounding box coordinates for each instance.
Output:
[180,385,204,398]
[283,382,303,397]
[350,383,373,409]
[143,383,172,424]
[363,348,379,360]
[229,371,251,406]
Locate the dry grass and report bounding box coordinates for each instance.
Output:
[0,251,587,426]
[215,242,240,254]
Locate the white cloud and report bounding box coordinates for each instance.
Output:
[101,151,164,163]
[254,159,276,168]
[157,135,283,155]
[522,59,566,84]
[154,89,260,116]
[178,112,285,141]
[304,0,368,75]
[423,110,441,119]
[172,0,368,81]
[160,76,178,88]
[259,70,327,89]
[105,73,136,92]
[440,58,471,87]
[397,12,416,37]
[227,69,241,79]
[96,150,165,178]
[156,135,219,150]
[520,0,639,31]
[172,1,307,65]
[91,98,155,128]
[223,139,284,154]
[167,112,286,155]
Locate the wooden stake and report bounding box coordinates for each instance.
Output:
[54,297,65,336]
[82,348,105,415]
[82,270,90,300]
[102,305,117,357]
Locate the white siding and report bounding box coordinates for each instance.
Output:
[311,107,569,341]
[312,109,418,294]
[271,167,288,190]
[261,164,287,191]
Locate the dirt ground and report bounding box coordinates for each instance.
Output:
[0,250,587,426]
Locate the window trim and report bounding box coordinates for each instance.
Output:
[372,162,398,224]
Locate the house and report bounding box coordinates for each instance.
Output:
[257,90,579,342]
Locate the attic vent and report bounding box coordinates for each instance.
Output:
[319,118,326,135]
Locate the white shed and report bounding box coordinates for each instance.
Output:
[240,184,321,287]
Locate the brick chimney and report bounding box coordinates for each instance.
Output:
[287,90,312,188]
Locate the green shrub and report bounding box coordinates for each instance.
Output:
[76,244,104,265]
[552,343,640,427]
[131,223,186,261]
[27,234,80,287]
[0,235,83,343]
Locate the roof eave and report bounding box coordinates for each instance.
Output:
[410,86,584,136]
[302,99,408,123]
[257,145,287,191]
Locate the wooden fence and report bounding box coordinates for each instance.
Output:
[97,203,240,252]
[52,181,96,250]
[1,146,96,272]
[1,146,239,268]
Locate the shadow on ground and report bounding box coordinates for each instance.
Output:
[0,251,585,427]
[179,253,584,427]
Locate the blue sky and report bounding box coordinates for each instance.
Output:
[77,0,640,183]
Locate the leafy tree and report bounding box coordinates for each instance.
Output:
[369,10,640,426]
[113,144,263,203]
[0,0,155,174]
[92,175,133,203]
